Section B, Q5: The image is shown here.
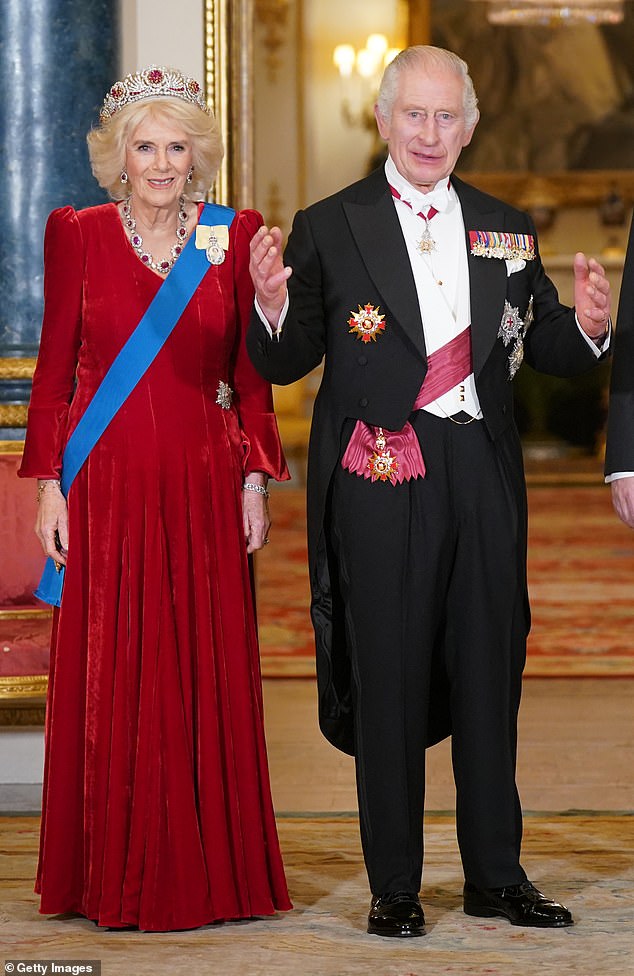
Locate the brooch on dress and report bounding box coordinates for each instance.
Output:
[216,380,233,409]
[469,230,535,262]
[196,224,229,265]
[498,297,533,380]
[348,304,386,343]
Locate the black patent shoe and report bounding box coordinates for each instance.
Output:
[463,880,574,927]
[367,891,426,938]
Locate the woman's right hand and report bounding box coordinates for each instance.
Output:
[36,480,69,565]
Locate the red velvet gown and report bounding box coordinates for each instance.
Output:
[19,203,292,930]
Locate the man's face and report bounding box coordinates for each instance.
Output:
[375,64,478,192]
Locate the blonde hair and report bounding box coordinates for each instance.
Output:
[377,45,479,128]
[87,97,224,199]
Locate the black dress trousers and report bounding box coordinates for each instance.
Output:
[329,410,529,895]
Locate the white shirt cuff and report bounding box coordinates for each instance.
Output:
[605,472,634,483]
[575,314,611,356]
[254,294,289,340]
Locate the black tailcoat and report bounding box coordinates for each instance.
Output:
[605,213,634,475]
[248,168,605,755]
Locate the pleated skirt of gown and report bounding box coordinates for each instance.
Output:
[35,378,292,931]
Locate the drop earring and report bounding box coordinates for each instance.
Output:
[120,170,128,184]
[186,166,194,184]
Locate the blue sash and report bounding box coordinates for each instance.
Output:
[36,202,236,607]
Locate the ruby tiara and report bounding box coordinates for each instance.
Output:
[100,66,210,124]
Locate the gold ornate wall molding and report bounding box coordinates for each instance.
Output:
[254,0,291,83]
[204,0,254,209]
[0,674,48,702]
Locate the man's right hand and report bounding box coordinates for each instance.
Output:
[249,224,292,329]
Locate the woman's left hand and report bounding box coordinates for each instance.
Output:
[242,481,271,553]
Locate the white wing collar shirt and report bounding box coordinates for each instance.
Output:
[385,154,482,421]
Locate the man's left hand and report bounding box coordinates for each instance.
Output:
[611,476,634,529]
[573,252,611,342]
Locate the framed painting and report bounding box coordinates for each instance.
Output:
[428,0,634,207]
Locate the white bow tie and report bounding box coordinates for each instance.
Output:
[406,182,451,216]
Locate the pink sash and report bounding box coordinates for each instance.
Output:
[341,326,473,484]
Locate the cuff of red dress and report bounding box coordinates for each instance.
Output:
[17,405,67,479]
[241,411,290,482]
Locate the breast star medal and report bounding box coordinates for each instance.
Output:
[367,428,399,484]
[508,340,524,379]
[498,300,524,347]
[497,297,534,380]
[348,304,386,343]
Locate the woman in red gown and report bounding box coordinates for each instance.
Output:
[18,66,292,931]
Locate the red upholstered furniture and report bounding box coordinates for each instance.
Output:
[1,442,50,702]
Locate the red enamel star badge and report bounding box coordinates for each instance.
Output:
[348,304,386,343]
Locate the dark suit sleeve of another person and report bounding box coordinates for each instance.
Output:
[605,214,634,475]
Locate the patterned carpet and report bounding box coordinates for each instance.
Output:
[2,814,632,975]
[257,483,634,678]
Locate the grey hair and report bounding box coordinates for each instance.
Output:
[377,45,479,128]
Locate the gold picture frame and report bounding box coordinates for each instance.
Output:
[204,0,254,209]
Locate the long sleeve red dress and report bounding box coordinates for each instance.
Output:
[18,202,292,931]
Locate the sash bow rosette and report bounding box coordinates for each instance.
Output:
[342,327,474,486]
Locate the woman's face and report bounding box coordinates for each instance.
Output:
[124,112,193,212]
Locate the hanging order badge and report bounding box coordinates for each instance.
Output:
[196,224,229,265]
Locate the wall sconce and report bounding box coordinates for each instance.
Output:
[333,34,401,129]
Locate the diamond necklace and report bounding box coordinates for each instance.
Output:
[122,195,189,274]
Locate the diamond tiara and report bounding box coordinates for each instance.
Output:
[99,66,210,124]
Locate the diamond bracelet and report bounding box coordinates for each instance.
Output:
[242,482,270,499]
[37,479,61,500]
